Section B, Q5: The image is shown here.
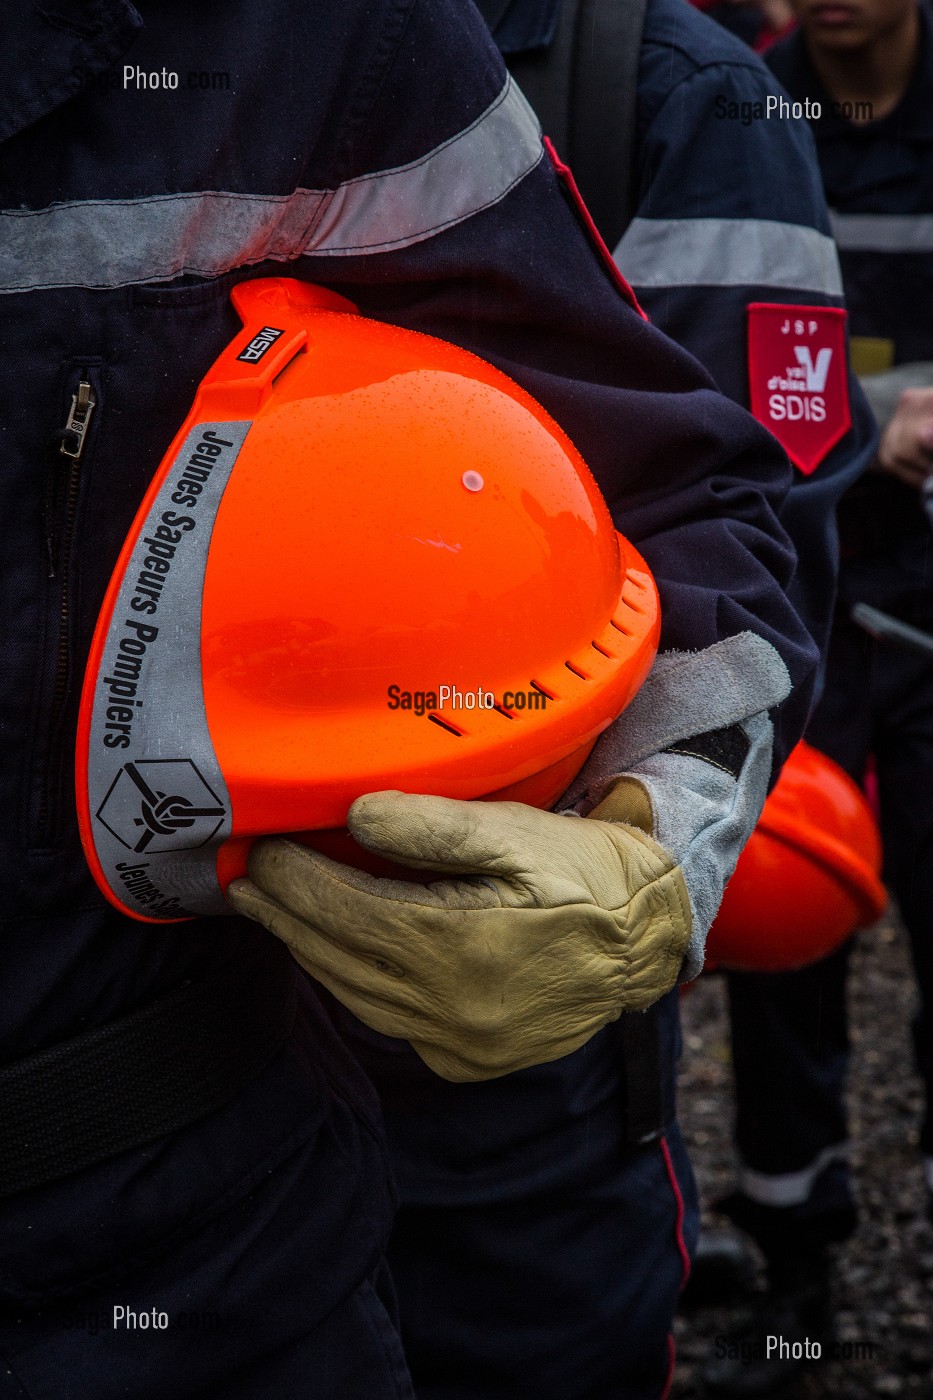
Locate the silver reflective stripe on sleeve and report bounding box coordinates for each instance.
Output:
[0,190,325,294]
[306,77,541,256]
[830,210,933,253]
[613,216,844,296]
[86,422,250,919]
[0,78,542,293]
[736,1142,851,1207]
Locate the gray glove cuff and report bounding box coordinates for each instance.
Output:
[620,713,774,978]
[557,632,792,978]
[560,631,790,808]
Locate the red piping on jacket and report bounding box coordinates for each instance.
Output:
[543,136,647,320]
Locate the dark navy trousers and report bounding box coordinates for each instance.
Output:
[0,974,415,1400]
[726,543,933,1249]
[330,989,698,1400]
[0,970,697,1400]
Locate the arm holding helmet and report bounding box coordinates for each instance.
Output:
[228,642,790,1081]
[229,0,814,1078]
[228,629,791,1082]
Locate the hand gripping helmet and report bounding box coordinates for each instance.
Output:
[76,278,660,923]
[706,741,887,972]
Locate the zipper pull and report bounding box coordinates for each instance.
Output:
[60,380,97,459]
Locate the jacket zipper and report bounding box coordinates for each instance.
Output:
[36,377,98,843]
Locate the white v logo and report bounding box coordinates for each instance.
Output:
[794,346,833,392]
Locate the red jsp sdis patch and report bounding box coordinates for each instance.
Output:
[747,304,851,475]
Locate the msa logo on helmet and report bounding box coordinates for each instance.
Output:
[236,326,285,364]
[96,759,226,854]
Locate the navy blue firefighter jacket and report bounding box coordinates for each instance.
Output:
[0,0,816,1324]
[768,6,933,589]
[483,0,877,672]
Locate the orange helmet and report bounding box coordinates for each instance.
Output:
[706,741,887,973]
[76,277,660,922]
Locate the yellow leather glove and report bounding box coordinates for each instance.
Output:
[226,788,690,1082]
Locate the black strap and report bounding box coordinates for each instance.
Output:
[506,0,648,251]
[666,723,751,779]
[505,0,577,158]
[620,1004,664,1144]
[0,948,297,1198]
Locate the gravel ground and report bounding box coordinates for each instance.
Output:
[672,913,933,1398]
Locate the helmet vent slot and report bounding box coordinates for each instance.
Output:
[428,713,465,738]
[270,345,306,386]
[530,680,557,702]
[492,703,515,720]
[609,617,633,636]
[591,640,613,658]
[565,661,590,681]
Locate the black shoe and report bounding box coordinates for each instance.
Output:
[698,1252,832,1398]
[681,1229,759,1310]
